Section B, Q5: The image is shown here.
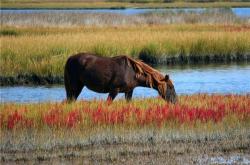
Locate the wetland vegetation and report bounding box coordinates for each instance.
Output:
[1,24,250,85]
[1,1,250,164]
[1,95,250,163]
[1,4,250,85]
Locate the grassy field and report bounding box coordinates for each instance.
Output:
[1,4,250,85]
[1,1,250,9]
[1,94,250,163]
[1,24,250,82]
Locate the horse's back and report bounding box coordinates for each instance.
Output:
[65,53,98,68]
[65,53,127,88]
[66,53,130,71]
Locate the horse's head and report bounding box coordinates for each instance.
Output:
[160,74,177,104]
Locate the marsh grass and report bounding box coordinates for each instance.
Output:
[1,95,249,130]
[1,10,247,27]
[0,95,249,161]
[1,25,250,78]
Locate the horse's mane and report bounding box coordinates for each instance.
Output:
[124,56,167,97]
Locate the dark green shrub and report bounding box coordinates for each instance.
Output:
[0,29,19,36]
[139,43,161,64]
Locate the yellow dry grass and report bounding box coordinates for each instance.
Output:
[1,24,250,76]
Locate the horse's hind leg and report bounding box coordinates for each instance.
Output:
[64,71,84,102]
[73,83,84,100]
[65,83,84,102]
[64,72,72,101]
[107,91,118,102]
[125,89,133,102]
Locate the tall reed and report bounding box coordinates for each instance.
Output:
[1,10,246,27]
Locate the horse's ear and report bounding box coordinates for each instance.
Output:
[165,74,169,81]
[160,74,169,82]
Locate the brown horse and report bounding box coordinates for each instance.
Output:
[64,53,177,103]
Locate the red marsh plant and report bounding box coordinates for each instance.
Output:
[42,104,83,128]
[3,108,34,130]
[43,108,64,128]
[0,94,249,130]
[65,109,82,128]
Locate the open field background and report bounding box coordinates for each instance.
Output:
[1,94,250,163]
[1,0,250,9]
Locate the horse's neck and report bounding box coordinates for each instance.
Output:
[127,56,164,92]
[136,74,159,90]
[138,73,166,98]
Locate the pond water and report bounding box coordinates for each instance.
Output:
[0,63,250,103]
[1,7,250,17]
[209,155,250,164]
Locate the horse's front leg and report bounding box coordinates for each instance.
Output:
[125,89,134,102]
[107,90,118,102]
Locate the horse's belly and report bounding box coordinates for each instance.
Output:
[85,84,110,93]
[85,82,130,94]
[81,69,133,93]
